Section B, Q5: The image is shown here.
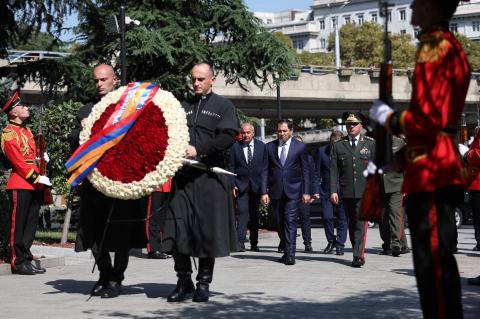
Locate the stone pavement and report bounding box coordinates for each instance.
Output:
[0,226,479,319]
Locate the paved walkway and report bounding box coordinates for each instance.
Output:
[0,227,479,318]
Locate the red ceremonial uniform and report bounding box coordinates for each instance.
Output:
[386,24,470,319]
[464,131,480,190]
[1,122,41,189]
[388,27,471,193]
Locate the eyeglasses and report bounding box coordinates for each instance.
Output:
[346,122,360,127]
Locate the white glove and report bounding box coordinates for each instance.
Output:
[369,99,394,126]
[363,161,378,178]
[458,144,469,157]
[43,152,49,163]
[38,175,52,186]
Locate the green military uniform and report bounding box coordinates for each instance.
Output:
[330,131,375,265]
[380,136,409,256]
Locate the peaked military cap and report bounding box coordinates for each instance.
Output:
[343,111,366,124]
[1,91,21,114]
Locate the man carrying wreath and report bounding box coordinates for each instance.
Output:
[161,62,238,303]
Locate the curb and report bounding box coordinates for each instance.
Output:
[0,256,65,276]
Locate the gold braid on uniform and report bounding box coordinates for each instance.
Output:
[19,129,30,157]
[1,129,18,153]
[416,32,451,64]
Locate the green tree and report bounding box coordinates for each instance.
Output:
[0,0,76,57]
[327,22,416,68]
[14,30,67,52]
[456,33,480,72]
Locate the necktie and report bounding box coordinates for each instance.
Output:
[351,139,356,149]
[247,144,253,166]
[280,143,287,166]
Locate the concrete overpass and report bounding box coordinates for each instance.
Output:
[214,66,480,123]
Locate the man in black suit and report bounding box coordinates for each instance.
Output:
[228,123,267,252]
[261,120,311,265]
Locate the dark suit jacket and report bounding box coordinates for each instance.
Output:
[316,144,334,197]
[228,138,267,193]
[307,153,320,196]
[261,137,311,200]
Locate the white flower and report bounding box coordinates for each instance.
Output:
[80,85,189,199]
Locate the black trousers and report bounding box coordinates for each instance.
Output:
[405,186,463,319]
[298,202,312,246]
[92,246,129,283]
[236,189,260,245]
[469,190,480,246]
[7,189,42,269]
[173,253,215,284]
[147,192,169,253]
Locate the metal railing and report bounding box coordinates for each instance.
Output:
[7,50,70,64]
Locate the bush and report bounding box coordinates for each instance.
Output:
[258,203,276,230]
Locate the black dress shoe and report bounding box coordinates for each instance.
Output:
[379,249,392,255]
[192,283,210,302]
[148,251,171,259]
[400,247,411,254]
[285,256,295,265]
[238,242,246,252]
[250,245,260,252]
[277,255,287,263]
[90,278,107,296]
[391,247,402,257]
[323,242,334,254]
[30,263,46,273]
[305,244,313,252]
[468,275,480,286]
[167,278,195,302]
[351,257,365,268]
[13,262,36,275]
[100,281,122,298]
[335,247,344,256]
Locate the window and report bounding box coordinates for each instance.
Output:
[320,39,326,49]
[358,15,364,25]
[399,9,406,21]
[388,11,391,22]
[319,20,325,30]
[371,13,377,23]
[400,29,406,34]
[344,16,351,24]
[450,23,458,33]
[266,19,272,24]
[332,17,337,28]
[473,21,480,32]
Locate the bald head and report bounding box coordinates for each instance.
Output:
[93,64,118,97]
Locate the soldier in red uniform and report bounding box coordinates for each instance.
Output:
[461,128,480,286]
[1,91,52,275]
[146,179,171,259]
[369,0,470,318]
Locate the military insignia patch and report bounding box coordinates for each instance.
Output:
[359,147,370,155]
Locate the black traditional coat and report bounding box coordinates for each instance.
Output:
[160,92,239,257]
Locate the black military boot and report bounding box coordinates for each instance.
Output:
[167,254,194,302]
[193,257,215,302]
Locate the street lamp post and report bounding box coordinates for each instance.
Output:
[276,78,282,120]
[120,0,127,85]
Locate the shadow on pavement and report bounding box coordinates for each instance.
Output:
[44,279,176,298]
[76,288,425,319]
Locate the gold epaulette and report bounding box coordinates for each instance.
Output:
[1,129,19,152]
[417,32,452,63]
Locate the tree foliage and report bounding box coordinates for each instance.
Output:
[0,0,76,57]
[326,22,416,68]
[456,33,480,72]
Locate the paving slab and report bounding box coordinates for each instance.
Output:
[0,227,479,319]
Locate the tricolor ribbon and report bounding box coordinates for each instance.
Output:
[65,82,159,187]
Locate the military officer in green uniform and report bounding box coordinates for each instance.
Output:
[330,113,375,267]
[379,135,410,257]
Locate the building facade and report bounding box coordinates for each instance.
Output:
[254,0,480,53]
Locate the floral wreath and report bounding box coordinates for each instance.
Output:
[79,85,189,200]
